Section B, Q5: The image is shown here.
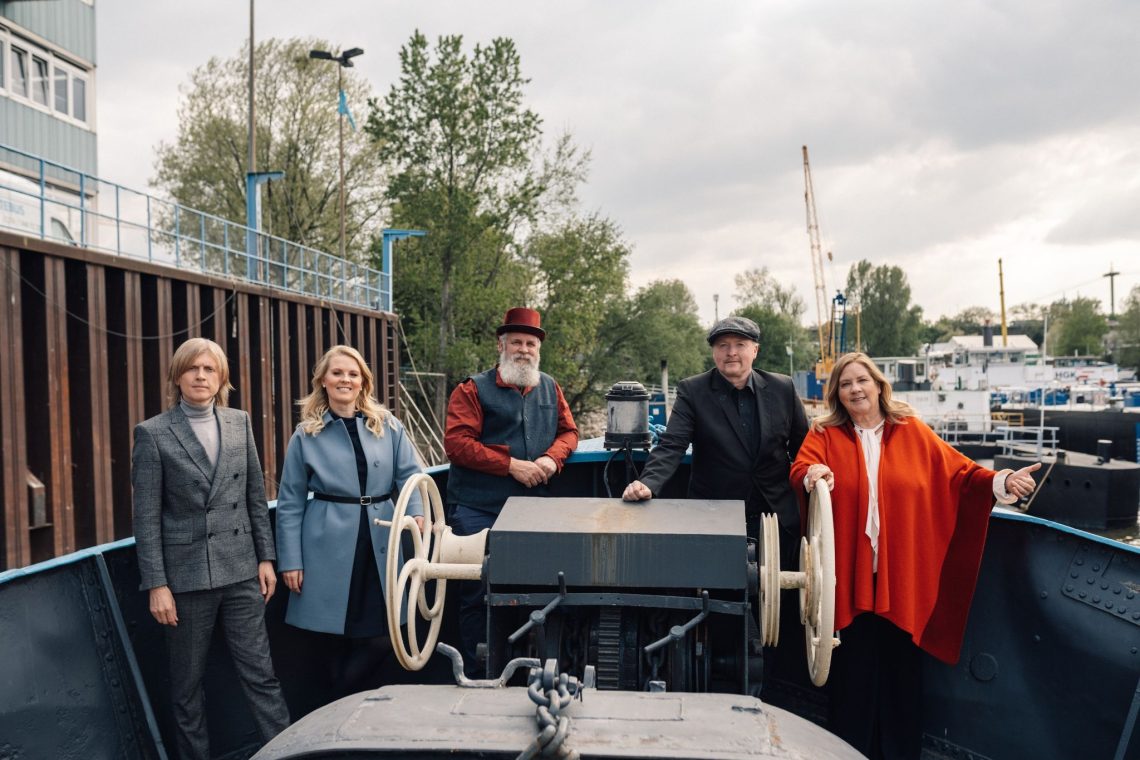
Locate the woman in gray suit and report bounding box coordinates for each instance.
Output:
[276,345,423,695]
[132,337,289,760]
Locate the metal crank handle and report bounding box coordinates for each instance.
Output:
[643,590,710,654]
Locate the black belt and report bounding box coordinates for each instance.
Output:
[313,493,386,506]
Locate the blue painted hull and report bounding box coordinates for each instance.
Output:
[1,447,1138,759]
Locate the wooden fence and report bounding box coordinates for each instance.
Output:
[0,230,400,569]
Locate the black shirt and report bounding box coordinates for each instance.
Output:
[713,370,761,458]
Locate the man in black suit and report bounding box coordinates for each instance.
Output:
[623,315,809,561]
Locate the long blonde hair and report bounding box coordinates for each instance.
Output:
[298,345,393,437]
[167,337,234,407]
[813,352,916,430]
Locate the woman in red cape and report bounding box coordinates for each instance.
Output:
[790,353,1039,759]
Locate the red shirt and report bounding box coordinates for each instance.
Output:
[444,370,579,476]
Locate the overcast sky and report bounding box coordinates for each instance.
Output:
[96,1,1140,328]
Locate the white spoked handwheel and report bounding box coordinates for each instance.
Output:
[755,482,839,686]
[381,473,486,671]
[758,513,782,646]
[802,482,838,686]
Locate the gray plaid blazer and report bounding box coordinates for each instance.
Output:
[132,404,275,593]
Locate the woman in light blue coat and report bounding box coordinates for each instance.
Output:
[276,345,423,694]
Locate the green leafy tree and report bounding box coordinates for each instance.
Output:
[846,260,924,356]
[734,267,805,317]
[1008,302,1046,348]
[734,304,815,374]
[525,215,630,415]
[618,280,709,383]
[1114,287,1140,369]
[587,280,709,405]
[732,267,812,373]
[153,38,385,259]
[1050,297,1108,357]
[923,306,997,344]
[367,31,587,382]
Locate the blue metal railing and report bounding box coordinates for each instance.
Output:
[0,143,392,311]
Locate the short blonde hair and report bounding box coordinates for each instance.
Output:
[298,345,394,437]
[167,337,233,407]
[813,352,915,430]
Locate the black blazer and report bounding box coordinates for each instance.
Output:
[639,368,809,529]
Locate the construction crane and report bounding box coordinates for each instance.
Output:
[802,145,846,383]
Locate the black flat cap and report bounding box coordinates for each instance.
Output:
[707,315,761,345]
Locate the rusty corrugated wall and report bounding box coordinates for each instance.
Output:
[0,230,400,569]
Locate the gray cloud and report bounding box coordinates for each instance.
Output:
[94,0,1140,325]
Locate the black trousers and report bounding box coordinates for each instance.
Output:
[827,612,923,760]
[450,504,498,678]
[165,578,290,760]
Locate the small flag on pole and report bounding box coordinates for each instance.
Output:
[337,89,357,131]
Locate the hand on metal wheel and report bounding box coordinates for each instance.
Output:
[802,480,837,686]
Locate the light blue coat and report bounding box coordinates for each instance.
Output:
[275,411,423,634]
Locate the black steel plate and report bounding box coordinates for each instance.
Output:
[487,497,747,590]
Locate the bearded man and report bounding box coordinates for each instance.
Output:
[443,307,579,676]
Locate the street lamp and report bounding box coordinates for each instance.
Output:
[785,344,794,376]
[309,46,363,260]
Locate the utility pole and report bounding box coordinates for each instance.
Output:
[998,258,1008,347]
[713,294,719,322]
[245,0,260,282]
[248,0,255,178]
[337,62,345,260]
[309,46,364,260]
[1104,263,1121,319]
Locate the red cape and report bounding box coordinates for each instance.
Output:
[790,418,996,664]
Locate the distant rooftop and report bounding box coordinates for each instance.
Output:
[932,334,1039,353]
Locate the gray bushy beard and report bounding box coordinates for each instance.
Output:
[498,348,541,388]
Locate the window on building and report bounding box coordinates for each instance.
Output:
[3,31,91,128]
[54,66,69,114]
[73,76,86,122]
[11,45,28,97]
[31,54,49,106]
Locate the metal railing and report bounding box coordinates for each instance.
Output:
[931,412,1059,458]
[0,143,390,311]
[398,381,447,468]
[996,425,1059,459]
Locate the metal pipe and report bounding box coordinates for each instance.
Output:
[338,64,345,260]
[248,0,255,177]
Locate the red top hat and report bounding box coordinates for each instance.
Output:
[496,307,545,340]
